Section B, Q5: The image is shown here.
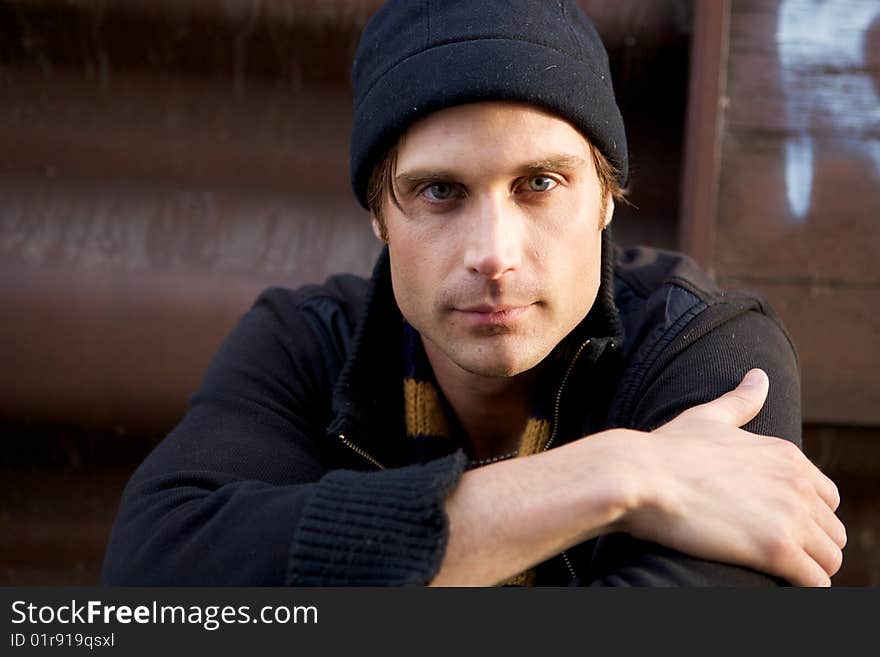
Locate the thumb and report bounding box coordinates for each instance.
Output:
[680,368,769,427]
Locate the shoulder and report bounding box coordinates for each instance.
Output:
[612,244,791,359]
[255,273,370,336]
[196,273,371,408]
[613,244,719,350]
[608,244,800,436]
[613,243,720,302]
[244,273,371,365]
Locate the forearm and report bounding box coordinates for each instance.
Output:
[104,450,467,586]
[430,431,635,586]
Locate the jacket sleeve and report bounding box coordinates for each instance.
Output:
[581,305,801,586]
[100,290,465,586]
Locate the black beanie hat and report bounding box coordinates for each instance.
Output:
[349,0,628,209]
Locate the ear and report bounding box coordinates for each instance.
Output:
[370,215,386,241]
[602,194,615,230]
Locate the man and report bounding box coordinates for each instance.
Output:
[102,0,845,587]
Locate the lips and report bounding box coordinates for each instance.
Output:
[455,303,532,325]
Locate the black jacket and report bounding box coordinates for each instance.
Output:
[101,240,801,586]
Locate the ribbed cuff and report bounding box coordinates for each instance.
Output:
[286,451,467,586]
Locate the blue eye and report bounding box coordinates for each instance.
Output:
[525,176,557,192]
[423,183,456,201]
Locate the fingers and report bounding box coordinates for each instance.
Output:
[777,444,846,582]
[784,550,832,587]
[769,437,841,511]
[805,519,845,579]
[768,471,845,586]
[784,514,845,586]
[811,495,848,554]
[812,466,841,512]
[678,368,769,427]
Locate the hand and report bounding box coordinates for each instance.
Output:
[617,369,846,586]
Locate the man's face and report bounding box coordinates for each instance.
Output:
[376,101,611,379]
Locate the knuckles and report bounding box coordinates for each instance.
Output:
[773,438,804,463]
[790,475,814,498]
[762,532,798,572]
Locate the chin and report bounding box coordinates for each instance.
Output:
[458,361,522,378]
[452,342,548,379]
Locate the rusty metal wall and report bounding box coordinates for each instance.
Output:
[715,0,880,426]
[0,0,383,432]
[680,0,880,584]
[724,0,880,583]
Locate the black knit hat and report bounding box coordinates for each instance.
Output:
[349,0,628,209]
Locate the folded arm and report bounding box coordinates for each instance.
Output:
[431,368,844,587]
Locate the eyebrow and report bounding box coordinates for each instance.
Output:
[395,154,588,186]
[520,154,587,173]
[395,170,457,186]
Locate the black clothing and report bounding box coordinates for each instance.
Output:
[101,243,800,586]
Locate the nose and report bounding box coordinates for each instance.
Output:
[463,194,524,280]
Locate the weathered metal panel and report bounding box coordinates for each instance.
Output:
[678,0,880,585]
[679,0,729,267]
[710,0,880,424]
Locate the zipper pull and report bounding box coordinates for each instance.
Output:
[338,433,385,469]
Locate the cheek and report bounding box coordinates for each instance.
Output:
[539,201,603,311]
[388,239,434,321]
[534,196,601,265]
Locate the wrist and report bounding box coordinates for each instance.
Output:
[557,428,647,540]
[596,428,678,542]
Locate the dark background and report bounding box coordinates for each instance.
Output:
[1,0,877,585]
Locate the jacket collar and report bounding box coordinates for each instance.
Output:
[327,246,408,466]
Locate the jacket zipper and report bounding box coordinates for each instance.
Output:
[338,433,385,469]
[543,338,591,581]
[543,338,590,454]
